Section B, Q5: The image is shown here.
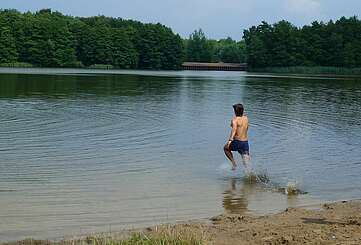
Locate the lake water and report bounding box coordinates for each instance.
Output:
[0,68,360,241]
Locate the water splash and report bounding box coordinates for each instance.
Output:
[242,170,271,185]
[218,162,232,171]
[242,170,307,196]
[285,181,298,195]
[277,181,307,195]
[218,162,307,196]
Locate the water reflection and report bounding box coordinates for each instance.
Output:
[0,73,182,98]
[222,178,249,214]
[221,176,314,215]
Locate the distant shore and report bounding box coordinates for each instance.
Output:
[249,66,361,76]
[2,64,361,77]
[2,200,361,245]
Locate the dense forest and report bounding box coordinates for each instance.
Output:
[1,9,361,70]
[244,17,361,68]
[186,17,361,69]
[184,29,246,63]
[0,9,247,69]
[0,9,184,69]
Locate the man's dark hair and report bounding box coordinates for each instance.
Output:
[233,104,244,117]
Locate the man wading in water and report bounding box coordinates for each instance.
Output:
[223,104,251,172]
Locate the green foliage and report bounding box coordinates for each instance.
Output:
[112,29,138,69]
[244,17,361,68]
[3,9,361,70]
[213,38,246,63]
[19,10,77,67]
[185,29,214,62]
[0,62,33,67]
[0,9,183,70]
[135,23,183,69]
[89,64,114,69]
[0,26,18,63]
[184,30,246,63]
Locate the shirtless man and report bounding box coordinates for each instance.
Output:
[223,104,251,171]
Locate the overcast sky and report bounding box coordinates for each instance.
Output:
[1,0,360,39]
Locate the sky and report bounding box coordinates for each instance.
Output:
[1,0,361,40]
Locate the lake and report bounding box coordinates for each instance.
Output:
[0,68,360,241]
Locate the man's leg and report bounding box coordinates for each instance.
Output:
[224,144,237,170]
[241,153,252,174]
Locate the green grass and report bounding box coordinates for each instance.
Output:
[1,226,206,245]
[1,234,203,245]
[82,233,204,245]
[249,66,361,75]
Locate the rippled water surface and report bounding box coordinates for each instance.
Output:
[1,68,361,241]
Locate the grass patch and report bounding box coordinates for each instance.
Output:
[1,225,207,245]
[249,66,361,75]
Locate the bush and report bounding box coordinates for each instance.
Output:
[88,64,114,69]
[0,62,34,68]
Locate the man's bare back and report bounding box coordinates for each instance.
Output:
[231,116,249,141]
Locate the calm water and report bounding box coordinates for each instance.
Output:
[0,68,360,241]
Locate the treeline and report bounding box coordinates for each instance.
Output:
[184,29,246,63]
[0,9,183,69]
[0,9,247,69]
[244,17,361,68]
[1,9,361,71]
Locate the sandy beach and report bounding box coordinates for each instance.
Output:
[138,200,361,244]
[3,200,361,245]
[201,200,361,244]
[118,200,361,244]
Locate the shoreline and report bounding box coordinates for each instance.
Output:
[1,67,361,81]
[2,65,361,78]
[2,200,361,244]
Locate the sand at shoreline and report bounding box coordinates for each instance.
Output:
[139,200,361,244]
[209,200,361,244]
[3,200,361,244]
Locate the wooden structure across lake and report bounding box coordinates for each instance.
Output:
[182,62,247,71]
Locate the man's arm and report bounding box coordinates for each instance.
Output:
[228,118,237,142]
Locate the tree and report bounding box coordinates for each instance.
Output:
[111,28,138,68]
[213,37,246,63]
[243,22,273,68]
[186,29,214,62]
[0,9,184,69]
[0,26,18,63]
[18,9,77,67]
[243,17,361,68]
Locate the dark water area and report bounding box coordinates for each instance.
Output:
[0,68,360,241]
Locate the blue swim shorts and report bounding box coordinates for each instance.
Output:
[229,140,249,155]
